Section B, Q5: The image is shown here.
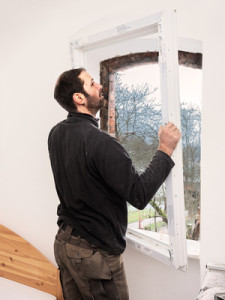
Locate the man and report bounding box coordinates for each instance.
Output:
[48,68,181,300]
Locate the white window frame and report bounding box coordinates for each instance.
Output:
[69,9,188,271]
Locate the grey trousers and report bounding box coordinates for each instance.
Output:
[54,224,129,300]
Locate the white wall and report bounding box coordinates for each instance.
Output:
[1,0,225,299]
[200,0,225,279]
[125,247,200,300]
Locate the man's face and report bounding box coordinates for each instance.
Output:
[79,71,104,114]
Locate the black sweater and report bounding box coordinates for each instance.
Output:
[48,112,174,254]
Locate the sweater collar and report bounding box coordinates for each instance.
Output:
[67,112,99,128]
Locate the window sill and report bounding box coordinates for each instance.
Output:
[126,227,200,264]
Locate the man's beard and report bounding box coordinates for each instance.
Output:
[86,93,104,115]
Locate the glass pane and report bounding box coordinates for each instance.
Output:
[114,64,168,234]
[179,66,202,241]
[113,64,202,240]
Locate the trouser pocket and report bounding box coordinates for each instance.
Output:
[65,243,112,280]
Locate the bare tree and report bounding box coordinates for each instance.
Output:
[115,73,161,171]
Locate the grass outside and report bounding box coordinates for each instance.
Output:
[128,208,151,223]
[144,221,166,231]
[128,209,167,232]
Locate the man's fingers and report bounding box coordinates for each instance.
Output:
[158,125,163,135]
[159,123,181,138]
[159,123,181,134]
[164,122,177,132]
[167,122,174,127]
[158,122,181,156]
[162,122,178,131]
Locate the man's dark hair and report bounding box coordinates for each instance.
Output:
[54,68,88,112]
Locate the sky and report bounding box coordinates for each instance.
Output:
[117,64,202,108]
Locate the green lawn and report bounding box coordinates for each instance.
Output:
[128,209,167,232]
[128,208,151,223]
[144,221,166,231]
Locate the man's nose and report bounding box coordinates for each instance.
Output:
[96,82,103,90]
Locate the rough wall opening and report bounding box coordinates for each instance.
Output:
[100,51,202,132]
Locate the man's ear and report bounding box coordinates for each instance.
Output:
[72,93,85,106]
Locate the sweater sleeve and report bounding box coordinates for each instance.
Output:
[91,134,175,210]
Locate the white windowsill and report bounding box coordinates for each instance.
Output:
[126,227,200,262]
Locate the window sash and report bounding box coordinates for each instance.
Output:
[70,9,188,271]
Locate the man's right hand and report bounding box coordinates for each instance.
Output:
[158,122,181,156]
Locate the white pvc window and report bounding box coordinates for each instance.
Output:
[70,10,187,271]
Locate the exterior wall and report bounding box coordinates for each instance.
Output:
[1,0,225,299]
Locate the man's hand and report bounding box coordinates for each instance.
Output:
[158,122,181,156]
